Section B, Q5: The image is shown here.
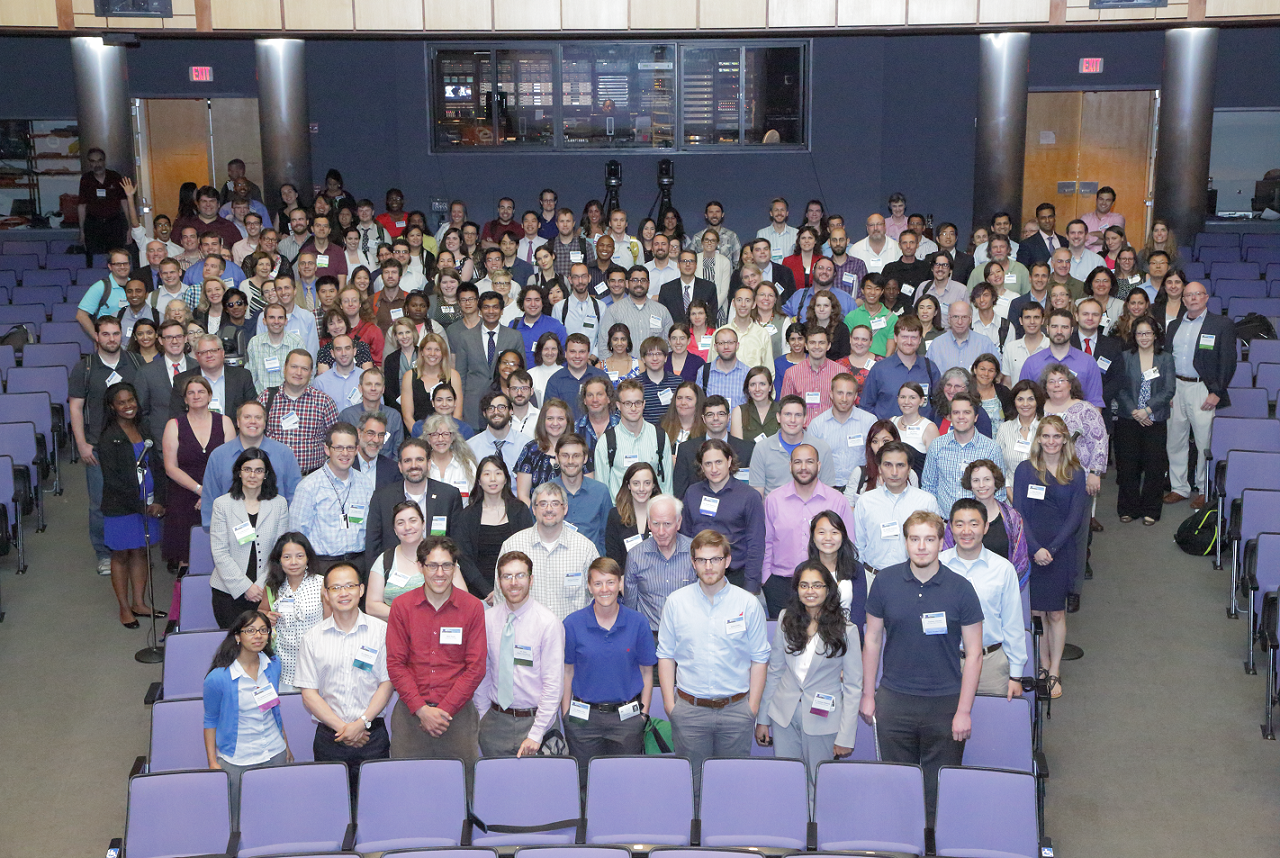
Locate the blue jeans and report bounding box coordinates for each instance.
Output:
[86,460,106,560]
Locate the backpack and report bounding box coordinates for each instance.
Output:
[644,714,673,754]
[0,324,33,357]
[1174,507,1219,556]
[604,424,667,482]
[89,278,120,318]
[1238,313,1277,349]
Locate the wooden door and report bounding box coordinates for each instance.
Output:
[143,99,212,223]
[1023,91,1156,239]
[210,98,264,197]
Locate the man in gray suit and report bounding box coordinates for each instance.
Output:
[137,319,197,440]
[449,290,523,430]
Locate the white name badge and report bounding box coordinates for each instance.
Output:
[105,370,123,386]
[775,283,785,295]
[276,596,295,615]
[354,644,377,672]
[280,411,300,431]
[563,520,579,532]
[771,251,783,262]
[347,503,367,524]
[871,316,888,331]
[880,520,899,540]
[842,272,855,284]
[700,495,720,517]
[921,611,948,635]
[387,565,412,588]
[1096,357,1112,372]
[570,252,584,263]
[736,468,751,481]
[395,220,406,229]
[810,692,836,717]
[439,626,462,645]
[765,324,778,336]
[1128,275,1141,285]
[431,515,448,535]
[863,357,876,370]
[263,357,281,372]
[805,391,821,405]
[565,568,583,588]
[347,387,362,405]
[1014,439,1032,455]
[595,281,608,295]
[658,388,674,406]
[569,700,591,721]
[754,433,768,445]
[253,682,280,711]
[125,325,134,340]
[920,383,930,397]
[1142,367,1160,381]
[623,453,639,466]
[96,188,107,198]
[624,534,644,552]
[1199,334,1216,349]
[232,521,257,545]
[849,434,865,447]
[726,613,746,635]
[316,254,330,267]
[650,315,662,330]
[608,371,620,383]
[513,643,534,667]
[699,335,713,351]
[619,700,642,721]
[390,308,404,321]
[900,284,916,297]
[1027,484,1046,500]
[210,398,223,413]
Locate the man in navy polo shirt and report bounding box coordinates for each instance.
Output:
[859,510,984,822]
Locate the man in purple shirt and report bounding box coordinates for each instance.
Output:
[761,443,856,618]
[173,185,242,250]
[1018,307,1104,408]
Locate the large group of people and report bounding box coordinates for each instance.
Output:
[69,167,1237,819]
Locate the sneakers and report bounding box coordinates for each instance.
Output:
[97,557,111,576]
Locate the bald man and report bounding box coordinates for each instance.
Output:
[850,213,903,275]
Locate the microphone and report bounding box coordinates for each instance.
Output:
[135,439,154,468]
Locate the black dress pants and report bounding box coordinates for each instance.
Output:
[1115,418,1168,520]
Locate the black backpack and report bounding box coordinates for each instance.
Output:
[604,425,667,482]
[0,324,33,357]
[1174,507,1219,557]
[1239,313,1278,350]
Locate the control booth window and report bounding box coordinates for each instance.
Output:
[682,44,806,147]
[435,49,555,148]
[562,44,675,149]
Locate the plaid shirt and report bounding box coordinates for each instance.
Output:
[259,385,340,475]
[703,359,749,410]
[921,429,1008,516]
[497,525,601,621]
[245,331,304,393]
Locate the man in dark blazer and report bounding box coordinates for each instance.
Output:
[1164,281,1236,509]
[448,290,524,430]
[731,239,798,304]
[137,318,198,440]
[672,395,756,498]
[170,334,259,421]
[353,410,401,491]
[658,250,718,323]
[1015,203,1068,268]
[363,438,464,573]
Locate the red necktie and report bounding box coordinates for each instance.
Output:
[1084,338,1092,356]
[172,362,180,377]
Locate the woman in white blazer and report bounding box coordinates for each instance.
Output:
[696,230,733,323]
[755,561,864,803]
[209,449,292,629]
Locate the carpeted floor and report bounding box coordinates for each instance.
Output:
[1,461,1278,856]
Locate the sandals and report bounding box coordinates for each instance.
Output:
[1048,675,1063,699]
[1119,515,1134,524]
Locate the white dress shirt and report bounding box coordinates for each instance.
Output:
[939,546,1027,677]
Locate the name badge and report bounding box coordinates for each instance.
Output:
[1199,333,1215,349]
[347,387,362,405]
[354,644,378,671]
[871,317,887,331]
[343,503,365,525]
[233,521,257,545]
[563,521,579,532]
[624,534,643,551]
[1128,275,1141,285]
[105,370,123,386]
[736,468,751,481]
[650,315,662,330]
[901,284,916,297]
[771,251,783,263]
[390,308,404,321]
[774,283,785,295]
[569,699,591,721]
[312,254,329,268]
[1027,484,1046,500]
[842,272,855,283]
[658,388,674,406]
[264,357,281,372]
[1004,272,1017,285]
[513,643,534,667]
[387,565,412,588]
[764,324,778,336]
[619,700,642,721]
[1142,366,1160,381]
[439,626,462,645]
[754,433,768,445]
[1096,357,1112,372]
[96,188,107,198]
[280,411,300,431]
[608,371,620,383]
[725,613,746,635]
[570,251,584,263]
[921,611,948,635]
[1014,438,1031,455]
[920,383,930,397]
[431,515,448,535]
[805,391,821,405]
[395,220,406,228]
[595,281,609,295]
[810,692,836,717]
[253,682,280,711]
[849,434,865,447]
[880,520,899,540]
[276,595,295,615]
[565,569,583,589]
[125,325,134,340]
[210,398,223,413]
[700,495,720,517]
[699,335,713,351]
[864,357,876,370]
[623,453,639,466]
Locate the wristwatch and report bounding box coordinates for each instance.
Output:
[362,716,373,730]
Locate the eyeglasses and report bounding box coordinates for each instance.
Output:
[508,385,531,394]
[619,400,644,408]
[328,444,358,453]
[428,431,453,439]
[108,261,131,268]
[361,429,388,439]
[534,500,565,510]
[240,627,271,636]
[161,334,185,341]
[485,404,510,412]
[423,561,456,573]
[798,582,828,591]
[500,571,530,582]
[225,300,246,308]
[326,582,360,592]
[196,348,223,357]
[239,467,266,476]
[692,556,728,567]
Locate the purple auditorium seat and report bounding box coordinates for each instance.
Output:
[1257,364,1280,404]
[1199,247,1241,267]
[1,240,46,265]
[0,304,44,336]
[381,850,499,858]
[237,761,354,857]
[51,302,81,322]
[0,392,58,493]
[175,573,218,632]
[355,759,467,853]
[813,760,925,855]
[699,757,809,848]
[0,254,40,273]
[1214,279,1268,302]
[188,525,215,576]
[144,629,223,703]
[471,756,582,847]
[515,847,631,858]
[585,755,694,846]
[277,692,315,762]
[1236,490,1280,624]
[1248,340,1280,365]
[122,769,234,858]
[1219,389,1268,418]
[0,421,45,530]
[1245,533,1280,678]
[21,342,81,374]
[1229,297,1280,320]
[1211,422,1280,572]
[146,698,208,772]
[0,455,22,573]
[1212,261,1260,280]
[934,766,1039,858]
[37,321,94,354]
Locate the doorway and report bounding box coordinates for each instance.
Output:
[1023,90,1158,243]
[133,98,264,229]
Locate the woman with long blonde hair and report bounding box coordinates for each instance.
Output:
[401,332,462,436]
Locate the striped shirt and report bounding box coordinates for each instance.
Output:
[497,525,601,621]
[622,533,696,631]
[921,429,1008,516]
[246,331,305,393]
[703,359,749,410]
[290,463,375,555]
[779,358,845,426]
[293,611,391,724]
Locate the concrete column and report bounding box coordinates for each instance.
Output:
[255,39,312,216]
[1153,28,1218,241]
[972,32,1030,231]
[71,37,134,176]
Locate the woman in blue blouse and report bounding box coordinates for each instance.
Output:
[203,609,292,823]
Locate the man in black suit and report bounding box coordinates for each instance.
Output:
[1165,281,1237,510]
[672,395,755,499]
[1015,203,1068,268]
[170,334,259,420]
[352,410,400,490]
[731,239,797,305]
[658,249,718,324]
[1074,297,1124,538]
[363,438,464,573]
[137,319,198,440]
[129,239,168,292]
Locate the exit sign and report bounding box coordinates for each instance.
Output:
[189,66,214,82]
[1079,58,1104,74]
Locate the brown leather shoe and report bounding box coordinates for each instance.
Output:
[1090,517,1104,533]
[1164,492,1187,504]
[1190,494,1207,510]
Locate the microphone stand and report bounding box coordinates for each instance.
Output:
[134,443,165,664]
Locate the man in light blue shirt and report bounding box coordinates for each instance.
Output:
[702,330,750,411]
[311,335,363,409]
[853,442,942,574]
[255,274,320,358]
[552,434,612,555]
[805,373,878,490]
[921,394,1007,516]
[468,391,532,473]
[557,263,606,341]
[201,399,302,528]
[289,422,375,562]
[926,300,998,375]
[657,528,770,784]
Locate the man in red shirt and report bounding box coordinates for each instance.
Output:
[173,185,241,250]
[77,147,132,262]
[386,535,487,774]
[481,197,523,248]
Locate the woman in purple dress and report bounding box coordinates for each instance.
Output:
[162,375,234,570]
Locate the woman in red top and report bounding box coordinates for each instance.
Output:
[338,285,384,359]
[781,225,823,291]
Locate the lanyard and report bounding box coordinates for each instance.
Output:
[324,465,354,519]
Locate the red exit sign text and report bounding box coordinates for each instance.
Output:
[1079,57,1104,74]
[189,66,214,82]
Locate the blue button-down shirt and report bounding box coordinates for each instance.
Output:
[546,365,609,420]
[656,580,771,699]
[553,475,613,555]
[467,428,532,473]
[704,359,749,410]
[289,463,375,555]
[805,406,879,481]
[921,430,1008,516]
[623,533,696,631]
[860,351,941,420]
[558,294,604,342]
[926,329,999,375]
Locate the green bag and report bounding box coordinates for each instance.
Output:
[644,715,673,754]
